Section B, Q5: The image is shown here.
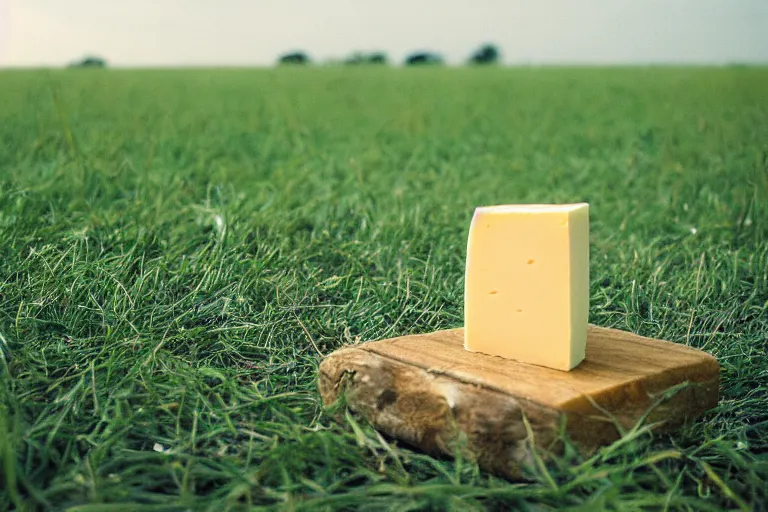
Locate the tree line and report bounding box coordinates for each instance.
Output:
[278,43,500,66]
[65,43,500,69]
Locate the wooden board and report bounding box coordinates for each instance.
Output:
[318,325,720,479]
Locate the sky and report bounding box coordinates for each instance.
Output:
[1,0,767,67]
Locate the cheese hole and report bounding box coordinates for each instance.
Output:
[516,309,523,313]
[527,259,535,265]
[489,290,498,295]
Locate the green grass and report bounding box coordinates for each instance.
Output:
[0,66,767,511]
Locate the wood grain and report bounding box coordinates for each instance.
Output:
[318,325,720,479]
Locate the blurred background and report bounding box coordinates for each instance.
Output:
[1,0,767,68]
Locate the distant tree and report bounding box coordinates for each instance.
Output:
[468,44,500,65]
[367,52,388,65]
[68,55,107,68]
[344,51,389,65]
[404,51,443,66]
[278,51,310,65]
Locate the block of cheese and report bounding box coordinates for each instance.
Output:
[464,203,589,371]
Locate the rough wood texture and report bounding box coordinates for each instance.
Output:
[318,325,720,479]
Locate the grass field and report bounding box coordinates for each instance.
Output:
[1,66,767,511]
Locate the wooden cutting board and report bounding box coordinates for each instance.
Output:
[318,325,720,479]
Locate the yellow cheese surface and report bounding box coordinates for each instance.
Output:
[464,203,589,371]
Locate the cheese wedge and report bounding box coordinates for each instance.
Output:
[464,203,589,371]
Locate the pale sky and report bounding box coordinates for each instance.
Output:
[1,0,767,67]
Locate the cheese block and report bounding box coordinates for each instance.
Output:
[464,203,589,371]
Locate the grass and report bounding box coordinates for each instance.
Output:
[0,66,767,511]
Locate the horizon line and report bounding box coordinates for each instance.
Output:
[2,61,767,71]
